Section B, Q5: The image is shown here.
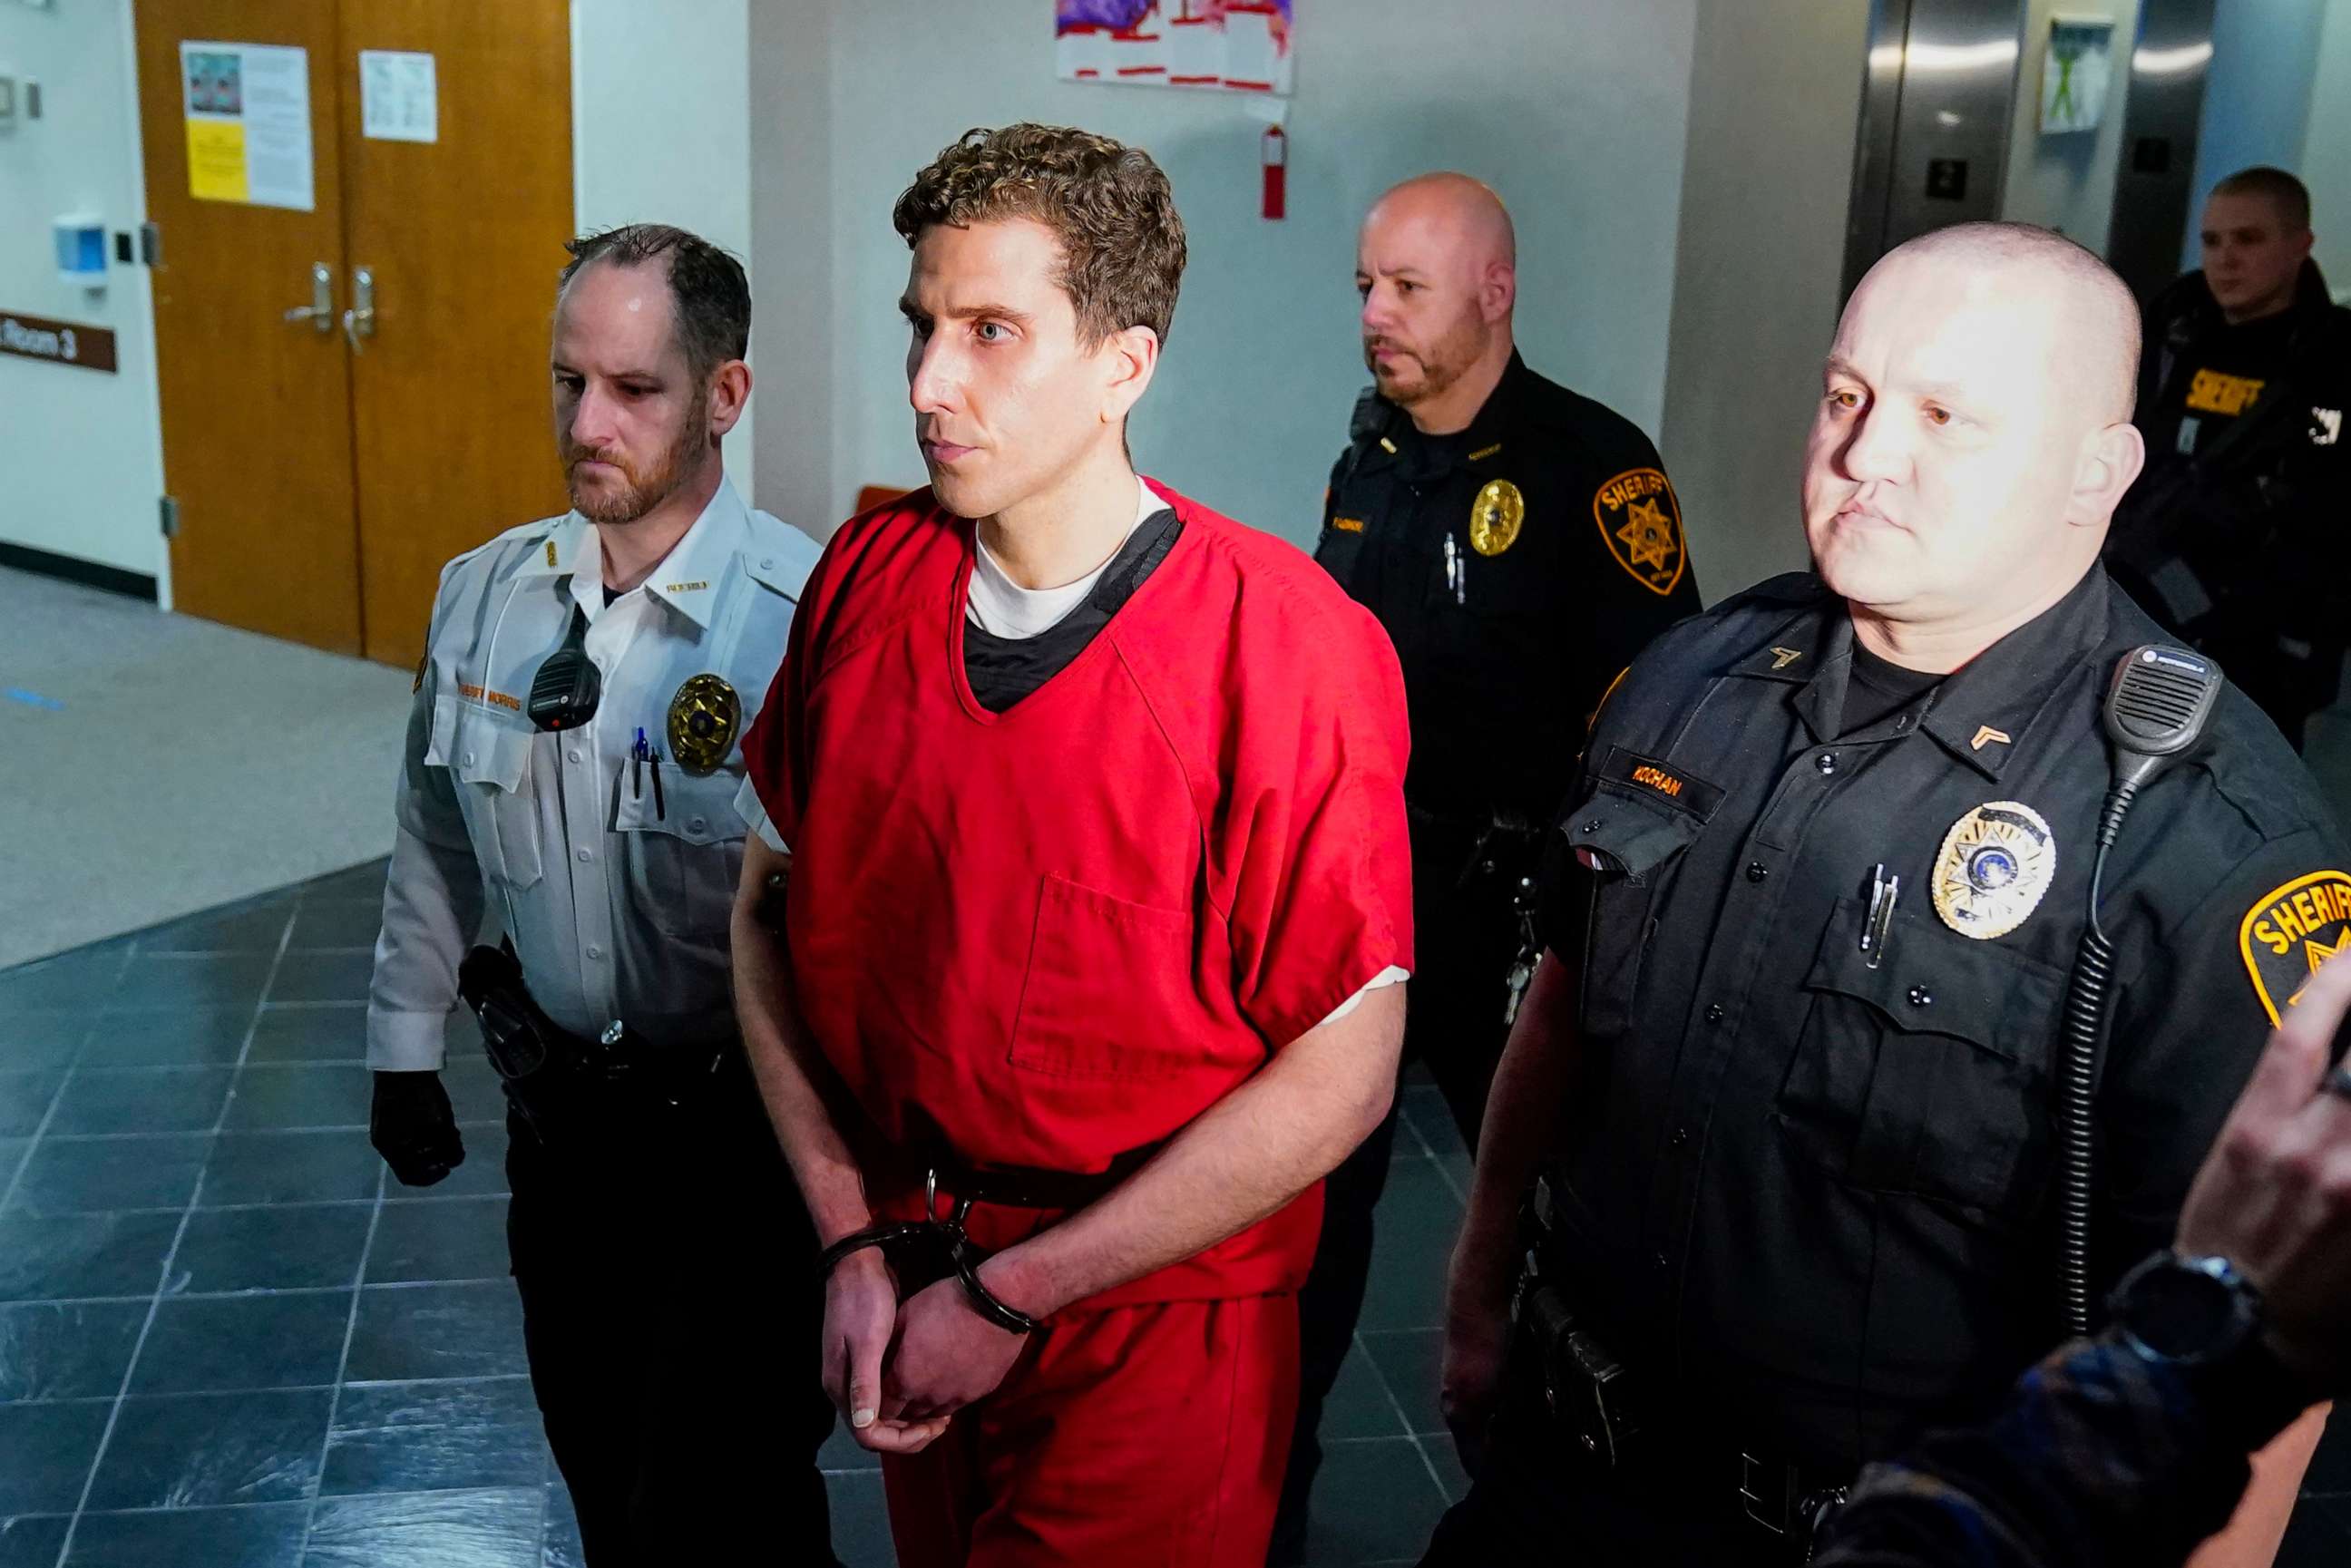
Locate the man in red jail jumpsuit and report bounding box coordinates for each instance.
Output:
[727,122,1415,1567]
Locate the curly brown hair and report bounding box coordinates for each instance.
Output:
[893,123,1186,347]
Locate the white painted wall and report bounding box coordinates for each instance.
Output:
[1659,0,1875,601]
[2001,0,2145,250]
[751,0,1698,550]
[0,0,168,587]
[2297,0,2351,297]
[746,1,832,535]
[2181,0,2327,270]
[570,0,756,502]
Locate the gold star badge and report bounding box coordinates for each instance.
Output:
[1615,499,1677,570]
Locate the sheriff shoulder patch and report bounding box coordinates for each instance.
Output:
[1592,468,1687,597]
[2240,870,2351,1024]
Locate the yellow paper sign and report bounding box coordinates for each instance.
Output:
[186,119,249,203]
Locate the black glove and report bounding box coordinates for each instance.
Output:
[370,1069,465,1187]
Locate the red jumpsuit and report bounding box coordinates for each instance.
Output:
[744,479,1413,1565]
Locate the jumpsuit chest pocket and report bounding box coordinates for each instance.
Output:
[1010,875,1205,1081]
[1563,785,1703,1040]
[614,765,746,940]
[1775,897,2064,1218]
[434,698,544,891]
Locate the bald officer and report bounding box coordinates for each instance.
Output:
[1427,223,2335,1566]
[1285,172,1702,1558]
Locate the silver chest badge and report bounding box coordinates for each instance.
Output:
[1931,802,2056,940]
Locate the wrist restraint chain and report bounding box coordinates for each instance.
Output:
[816,1169,1042,1337]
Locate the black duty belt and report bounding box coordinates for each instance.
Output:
[454,943,731,1140]
[1517,1173,1851,1556]
[1726,1446,1849,1547]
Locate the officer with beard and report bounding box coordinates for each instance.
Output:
[364,224,838,1565]
[1284,172,1702,1562]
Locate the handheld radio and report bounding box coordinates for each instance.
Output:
[527,605,602,733]
[2055,646,2224,1334]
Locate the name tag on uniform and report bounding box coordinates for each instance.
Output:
[1596,745,1723,822]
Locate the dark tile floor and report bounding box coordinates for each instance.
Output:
[0,861,1470,1566]
[4,871,2346,1568]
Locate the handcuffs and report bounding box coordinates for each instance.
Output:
[816,1169,1042,1337]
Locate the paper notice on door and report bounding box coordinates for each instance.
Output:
[360,50,438,143]
[180,41,315,210]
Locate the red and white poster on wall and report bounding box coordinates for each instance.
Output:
[1055,1,1295,95]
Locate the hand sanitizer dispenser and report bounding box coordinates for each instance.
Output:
[55,214,107,290]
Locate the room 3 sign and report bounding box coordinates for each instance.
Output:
[0,311,118,373]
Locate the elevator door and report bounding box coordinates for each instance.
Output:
[1843,0,2028,299]
[2105,0,2217,304]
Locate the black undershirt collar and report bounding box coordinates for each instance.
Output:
[1841,639,1944,735]
[963,507,1184,713]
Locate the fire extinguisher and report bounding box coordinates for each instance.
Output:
[1262,123,1286,221]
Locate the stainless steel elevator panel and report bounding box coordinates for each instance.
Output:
[1842,0,2028,299]
[1844,0,1917,299]
[2106,0,2217,305]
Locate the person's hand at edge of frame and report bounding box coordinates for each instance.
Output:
[2176,945,2351,1391]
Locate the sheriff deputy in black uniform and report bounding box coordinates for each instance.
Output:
[1280,170,1702,1562]
[1422,222,2338,1568]
[2108,166,2351,752]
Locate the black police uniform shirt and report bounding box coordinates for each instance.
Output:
[2146,310,2298,463]
[2135,261,2348,474]
[1537,564,2348,1473]
[1314,351,1701,823]
[2115,261,2351,649]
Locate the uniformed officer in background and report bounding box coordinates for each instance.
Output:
[2107,167,2351,753]
[1425,222,2335,1566]
[364,224,836,1566]
[1281,171,1702,1559]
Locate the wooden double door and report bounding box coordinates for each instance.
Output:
[135,0,572,667]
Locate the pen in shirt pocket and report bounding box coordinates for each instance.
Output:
[1861,862,1898,969]
[629,727,666,820]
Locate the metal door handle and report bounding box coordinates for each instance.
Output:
[284,262,334,332]
[342,267,376,352]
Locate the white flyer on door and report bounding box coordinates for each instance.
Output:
[360,50,438,143]
[180,40,316,210]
